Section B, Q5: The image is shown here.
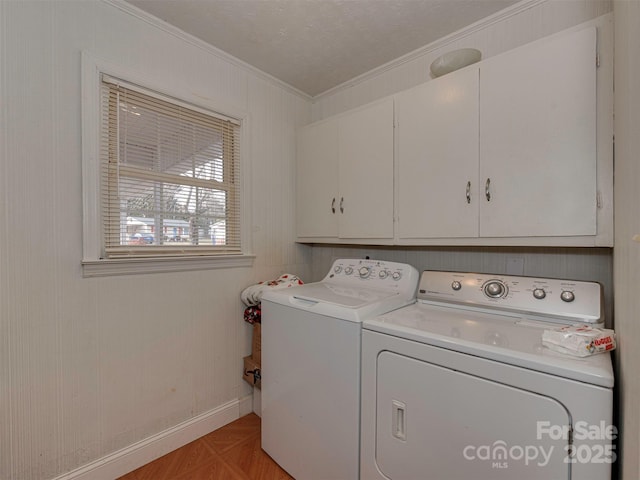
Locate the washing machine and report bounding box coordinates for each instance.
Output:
[360,270,614,480]
[261,258,419,480]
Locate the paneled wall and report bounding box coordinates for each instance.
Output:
[0,1,310,479]
[613,1,640,478]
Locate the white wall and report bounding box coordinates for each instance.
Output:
[613,1,640,479]
[0,1,311,479]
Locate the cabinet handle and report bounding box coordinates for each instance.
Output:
[485,178,491,202]
[466,181,471,204]
[331,197,336,214]
[340,197,344,214]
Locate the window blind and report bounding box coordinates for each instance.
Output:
[100,76,241,258]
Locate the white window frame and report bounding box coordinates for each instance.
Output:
[81,52,253,277]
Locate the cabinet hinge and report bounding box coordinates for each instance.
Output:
[596,54,600,68]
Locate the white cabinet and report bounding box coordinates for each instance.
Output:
[479,26,597,238]
[338,99,394,239]
[296,98,394,242]
[396,66,479,239]
[296,119,339,238]
[396,26,605,245]
[297,23,612,247]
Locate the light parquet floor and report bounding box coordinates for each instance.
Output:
[117,413,293,480]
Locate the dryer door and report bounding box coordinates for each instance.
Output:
[376,351,571,480]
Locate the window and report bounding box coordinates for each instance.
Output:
[100,75,241,259]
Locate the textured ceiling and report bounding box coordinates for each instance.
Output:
[126,0,520,97]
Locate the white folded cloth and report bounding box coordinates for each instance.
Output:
[542,324,616,357]
[241,274,304,307]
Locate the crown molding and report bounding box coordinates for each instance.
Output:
[102,0,312,101]
[313,0,546,101]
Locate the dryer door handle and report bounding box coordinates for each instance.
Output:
[392,400,406,441]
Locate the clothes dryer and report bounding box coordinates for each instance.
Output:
[361,270,614,480]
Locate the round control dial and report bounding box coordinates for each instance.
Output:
[533,288,546,300]
[358,266,371,278]
[560,290,575,303]
[483,280,507,298]
[344,267,353,275]
[451,281,462,291]
[378,270,388,279]
[334,266,342,274]
[391,271,402,281]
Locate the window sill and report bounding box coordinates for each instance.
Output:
[82,254,255,278]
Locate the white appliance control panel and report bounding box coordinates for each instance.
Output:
[418,270,603,324]
[325,259,419,296]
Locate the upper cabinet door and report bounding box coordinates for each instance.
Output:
[296,118,339,238]
[396,66,480,239]
[479,27,597,238]
[338,98,395,239]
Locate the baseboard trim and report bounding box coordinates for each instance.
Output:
[53,394,253,480]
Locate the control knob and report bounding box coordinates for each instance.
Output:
[484,280,506,298]
[391,271,402,281]
[560,291,575,303]
[344,267,353,275]
[533,288,546,300]
[451,281,462,291]
[334,266,343,274]
[359,266,371,278]
[379,270,388,279]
